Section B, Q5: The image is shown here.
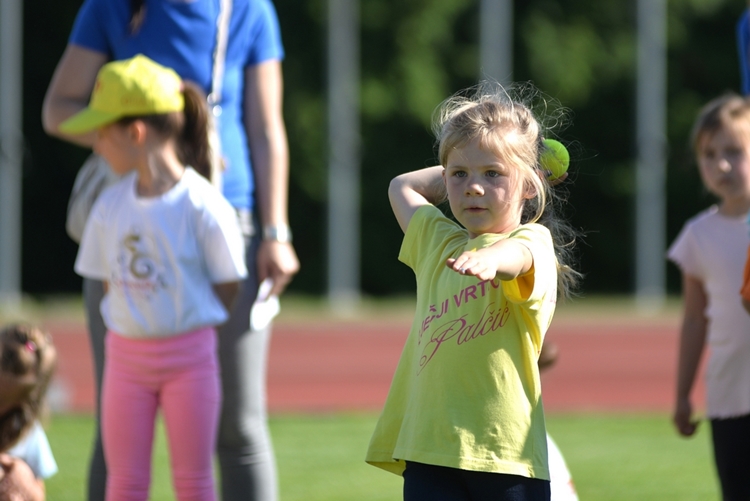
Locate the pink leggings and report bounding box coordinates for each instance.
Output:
[102,328,221,501]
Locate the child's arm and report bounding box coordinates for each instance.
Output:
[740,244,750,314]
[388,166,446,234]
[673,273,708,437]
[0,454,45,501]
[213,281,241,314]
[446,241,533,281]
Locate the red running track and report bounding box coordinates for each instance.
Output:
[43,315,704,415]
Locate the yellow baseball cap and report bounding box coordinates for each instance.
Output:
[59,54,184,134]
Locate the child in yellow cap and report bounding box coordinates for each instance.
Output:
[61,54,247,501]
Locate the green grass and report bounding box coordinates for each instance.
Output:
[44,412,720,501]
[546,414,719,501]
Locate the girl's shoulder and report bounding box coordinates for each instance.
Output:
[509,222,552,241]
[92,172,136,211]
[181,169,237,218]
[679,205,745,235]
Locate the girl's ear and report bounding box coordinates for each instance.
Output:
[523,175,539,200]
[127,120,148,145]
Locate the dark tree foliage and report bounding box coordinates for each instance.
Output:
[17,0,747,297]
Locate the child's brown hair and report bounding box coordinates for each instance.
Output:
[690,93,750,155]
[0,324,57,451]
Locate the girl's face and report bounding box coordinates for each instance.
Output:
[93,122,139,176]
[697,123,750,215]
[443,137,528,238]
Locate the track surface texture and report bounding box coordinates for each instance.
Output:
[42,302,705,416]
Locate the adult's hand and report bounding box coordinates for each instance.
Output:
[257,240,299,297]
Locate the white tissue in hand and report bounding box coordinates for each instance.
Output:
[250,279,280,331]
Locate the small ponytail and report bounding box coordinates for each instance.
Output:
[179,82,212,181]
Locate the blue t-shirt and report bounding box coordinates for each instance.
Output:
[737,8,750,95]
[68,0,285,210]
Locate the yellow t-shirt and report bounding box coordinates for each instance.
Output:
[366,205,557,480]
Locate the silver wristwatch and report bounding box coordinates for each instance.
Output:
[262,224,292,243]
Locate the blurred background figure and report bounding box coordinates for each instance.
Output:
[41,1,299,500]
[539,342,580,501]
[0,323,59,501]
[668,94,750,501]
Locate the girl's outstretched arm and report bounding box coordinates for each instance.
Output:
[673,273,708,437]
[446,240,533,282]
[388,166,445,234]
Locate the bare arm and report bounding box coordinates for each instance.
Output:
[0,455,45,501]
[446,240,533,281]
[388,166,446,234]
[389,166,532,281]
[42,44,108,147]
[213,281,241,314]
[673,273,708,437]
[244,60,299,298]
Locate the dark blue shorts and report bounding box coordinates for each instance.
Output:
[711,413,750,501]
[403,461,550,501]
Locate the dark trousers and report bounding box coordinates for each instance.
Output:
[711,413,750,501]
[403,461,551,501]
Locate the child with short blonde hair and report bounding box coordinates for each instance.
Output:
[366,81,580,501]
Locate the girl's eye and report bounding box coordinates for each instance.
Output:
[726,147,743,158]
[453,171,467,178]
[486,170,500,178]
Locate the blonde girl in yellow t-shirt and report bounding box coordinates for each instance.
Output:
[366,81,580,501]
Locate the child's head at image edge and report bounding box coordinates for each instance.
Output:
[689,93,750,210]
[0,324,57,452]
[690,93,750,157]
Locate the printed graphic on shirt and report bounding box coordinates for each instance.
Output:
[111,230,169,298]
[417,277,510,374]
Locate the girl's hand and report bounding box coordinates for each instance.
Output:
[447,240,532,281]
[673,398,700,437]
[446,248,500,281]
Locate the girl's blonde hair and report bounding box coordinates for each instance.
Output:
[0,324,57,451]
[690,93,750,155]
[433,81,581,298]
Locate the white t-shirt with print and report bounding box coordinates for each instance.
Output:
[75,168,247,338]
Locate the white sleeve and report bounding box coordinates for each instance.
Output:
[7,422,58,479]
[74,197,110,280]
[199,199,248,283]
[667,223,703,280]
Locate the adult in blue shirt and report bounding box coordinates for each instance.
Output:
[42,1,299,500]
[738,5,750,95]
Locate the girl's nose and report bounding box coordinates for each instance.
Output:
[465,176,485,196]
[716,157,732,173]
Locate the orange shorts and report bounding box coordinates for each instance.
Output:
[741,244,750,303]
